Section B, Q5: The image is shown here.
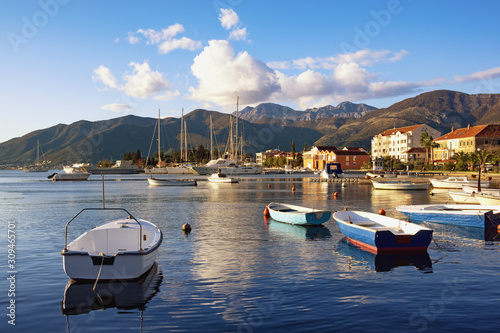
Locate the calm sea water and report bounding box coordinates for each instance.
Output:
[1,170,499,333]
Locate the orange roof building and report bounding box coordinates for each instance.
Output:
[303,146,370,170]
[433,124,500,162]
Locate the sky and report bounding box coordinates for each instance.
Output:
[1,0,500,144]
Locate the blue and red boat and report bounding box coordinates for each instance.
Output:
[333,210,433,254]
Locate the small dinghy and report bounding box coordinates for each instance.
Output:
[266,202,331,226]
[61,208,162,281]
[333,210,433,254]
[147,177,197,186]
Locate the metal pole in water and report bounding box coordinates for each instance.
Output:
[102,174,105,208]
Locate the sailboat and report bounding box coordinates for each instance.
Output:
[147,110,197,186]
[146,110,168,174]
[166,108,194,175]
[23,139,49,172]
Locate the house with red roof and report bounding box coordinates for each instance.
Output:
[433,124,500,163]
[303,146,369,170]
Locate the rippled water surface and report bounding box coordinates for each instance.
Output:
[1,170,499,333]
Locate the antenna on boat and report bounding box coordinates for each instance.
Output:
[102,174,105,209]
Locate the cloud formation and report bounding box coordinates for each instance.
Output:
[219,8,248,40]
[93,61,179,101]
[101,103,132,112]
[453,66,500,83]
[127,23,202,54]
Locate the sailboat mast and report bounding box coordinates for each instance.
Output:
[157,109,161,165]
[210,114,213,160]
[184,118,188,162]
[180,108,184,163]
[36,139,40,166]
[235,96,239,161]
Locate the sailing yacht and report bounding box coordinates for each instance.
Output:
[146,110,168,174]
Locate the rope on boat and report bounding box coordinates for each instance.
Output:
[93,252,106,291]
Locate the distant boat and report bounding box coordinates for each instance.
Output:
[475,193,500,206]
[371,179,429,190]
[147,177,197,186]
[23,139,49,172]
[61,208,162,281]
[48,164,90,181]
[321,163,344,179]
[84,160,140,175]
[366,172,397,179]
[396,204,500,228]
[267,202,331,226]
[429,176,490,189]
[333,210,433,254]
[207,172,239,183]
[165,165,195,174]
[462,185,500,195]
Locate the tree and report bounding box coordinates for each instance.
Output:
[291,140,296,160]
[303,142,307,152]
[420,131,439,167]
[450,151,469,171]
[473,150,495,192]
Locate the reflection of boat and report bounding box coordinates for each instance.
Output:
[396,204,500,228]
[334,239,433,273]
[61,208,162,281]
[61,263,162,315]
[267,202,331,226]
[371,179,429,190]
[147,177,197,186]
[321,162,344,179]
[333,210,433,254]
[207,172,239,183]
[430,177,490,189]
[267,219,331,240]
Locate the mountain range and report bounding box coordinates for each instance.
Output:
[1,90,500,166]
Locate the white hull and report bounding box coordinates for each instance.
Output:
[475,194,500,206]
[448,191,479,204]
[62,216,162,281]
[166,166,194,174]
[52,173,90,181]
[218,166,261,175]
[461,186,500,195]
[207,173,239,183]
[430,177,490,189]
[147,178,197,186]
[371,180,429,190]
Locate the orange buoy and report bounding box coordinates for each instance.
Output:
[268,183,271,188]
[334,192,339,198]
[263,205,270,217]
[379,209,386,216]
[182,223,192,232]
[292,185,296,192]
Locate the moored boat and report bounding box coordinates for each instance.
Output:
[371,179,429,190]
[207,172,239,183]
[147,177,197,186]
[448,191,479,204]
[475,193,500,206]
[321,162,344,179]
[396,204,500,228]
[61,208,163,281]
[333,210,433,254]
[266,202,331,226]
[429,177,490,189]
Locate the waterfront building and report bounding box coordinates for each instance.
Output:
[433,124,500,163]
[371,124,441,163]
[303,146,369,170]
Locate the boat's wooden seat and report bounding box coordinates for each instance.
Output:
[353,221,376,227]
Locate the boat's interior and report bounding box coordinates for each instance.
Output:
[68,221,159,255]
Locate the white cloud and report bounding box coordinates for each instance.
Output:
[267,61,291,70]
[219,8,240,30]
[101,103,132,112]
[92,65,118,88]
[453,66,500,83]
[189,40,280,106]
[128,24,202,54]
[229,27,247,41]
[93,61,179,101]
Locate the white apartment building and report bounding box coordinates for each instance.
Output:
[371,124,441,162]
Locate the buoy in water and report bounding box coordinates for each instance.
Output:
[292,185,296,192]
[263,205,270,217]
[182,223,192,232]
[379,209,386,216]
[267,183,271,188]
[333,192,339,198]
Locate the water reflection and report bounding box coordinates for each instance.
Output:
[334,239,433,273]
[61,263,162,315]
[266,218,332,240]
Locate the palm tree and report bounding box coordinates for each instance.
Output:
[420,132,439,168]
[472,150,495,192]
[450,151,469,171]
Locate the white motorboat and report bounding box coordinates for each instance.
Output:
[49,164,91,181]
[371,180,429,190]
[166,165,195,174]
[429,176,490,189]
[219,165,262,175]
[321,162,344,179]
[147,177,197,186]
[207,172,239,183]
[61,208,163,281]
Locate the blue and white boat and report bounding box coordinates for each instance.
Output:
[333,210,433,254]
[321,162,344,179]
[267,202,331,226]
[396,204,500,228]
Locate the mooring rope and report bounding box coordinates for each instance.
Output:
[93,253,105,291]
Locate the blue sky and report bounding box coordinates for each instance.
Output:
[1,0,500,144]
